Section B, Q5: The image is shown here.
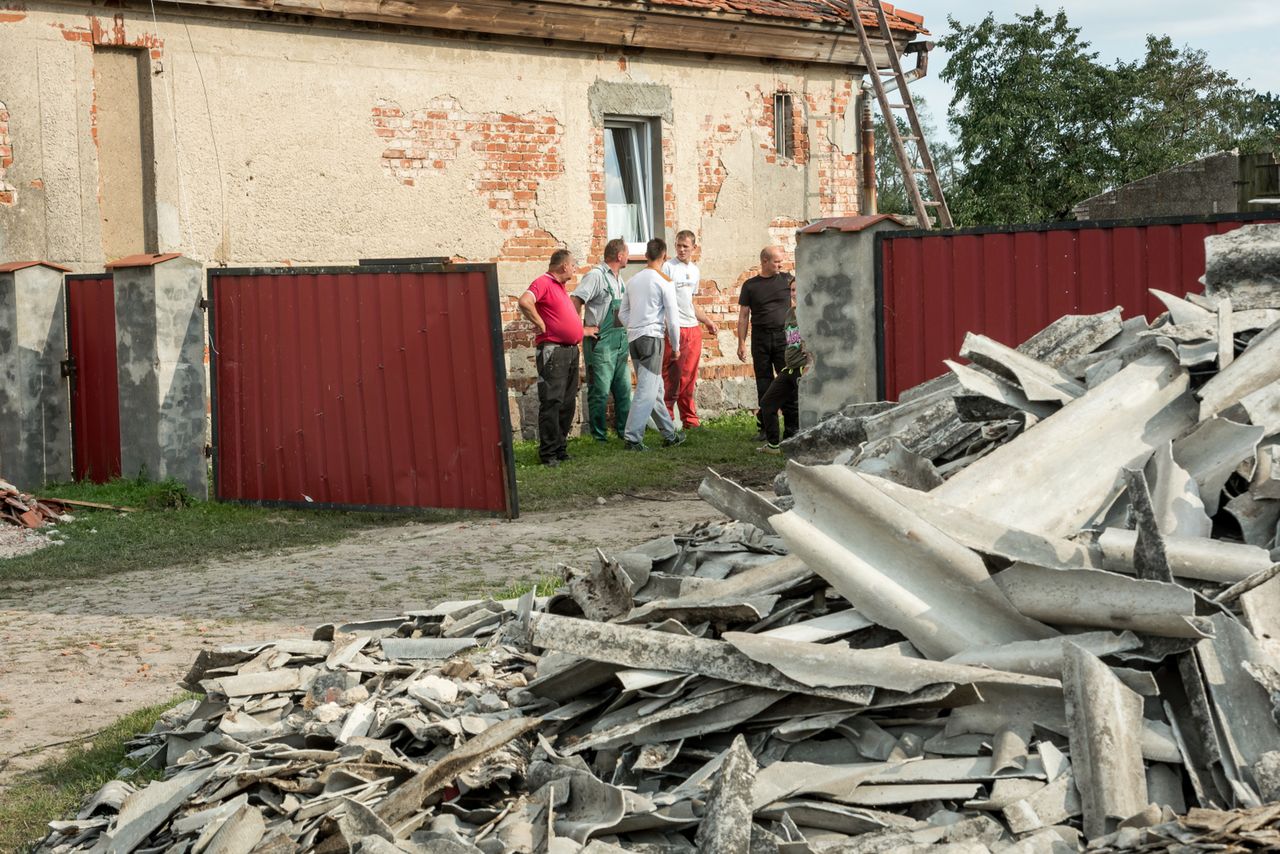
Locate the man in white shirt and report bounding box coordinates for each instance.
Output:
[618,238,686,451]
[662,229,718,430]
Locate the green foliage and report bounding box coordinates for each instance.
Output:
[0,696,188,853]
[873,95,958,219]
[938,8,1279,225]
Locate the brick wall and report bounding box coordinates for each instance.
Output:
[0,99,13,206]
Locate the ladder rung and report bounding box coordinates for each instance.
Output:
[903,136,922,142]
[887,103,910,109]
[912,168,933,174]
[922,200,944,206]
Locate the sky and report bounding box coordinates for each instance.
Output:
[899,1,1280,142]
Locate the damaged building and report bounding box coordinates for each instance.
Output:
[0,0,922,433]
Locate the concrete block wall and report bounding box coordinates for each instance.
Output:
[794,217,909,427]
[111,254,208,499]
[0,262,71,487]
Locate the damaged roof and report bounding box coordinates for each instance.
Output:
[609,0,926,33]
[147,0,925,65]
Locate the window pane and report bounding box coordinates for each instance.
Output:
[604,123,652,244]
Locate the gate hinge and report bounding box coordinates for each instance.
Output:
[60,358,76,379]
[204,444,213,458]
[199,298,210,310]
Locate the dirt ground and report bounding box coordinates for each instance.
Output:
[0,495,714,787]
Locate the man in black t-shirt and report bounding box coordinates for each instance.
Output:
[737,245,794,440]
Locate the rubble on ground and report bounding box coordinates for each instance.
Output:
[0,477,68,529]
[33,241,1280,852]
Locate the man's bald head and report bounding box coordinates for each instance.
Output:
[760,246,785,276]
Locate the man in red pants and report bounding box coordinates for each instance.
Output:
[662,230,718,429]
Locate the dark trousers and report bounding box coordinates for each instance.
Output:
[536,343,580,463]
[760,368,800,446]
[751,326,787,433]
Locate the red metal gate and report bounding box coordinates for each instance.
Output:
[877,213,1280,399]
[208,263,518,516]
[65,273,122,483]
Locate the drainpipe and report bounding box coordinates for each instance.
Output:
[861,80,877,215]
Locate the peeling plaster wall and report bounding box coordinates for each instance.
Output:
[0,1,865,435]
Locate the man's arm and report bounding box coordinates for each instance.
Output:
[571,295,598,338]
[736,305,750,362]
[694,305,717,335]
[618,283,632,327]
[662,280,681,356]
[518,291,545,335]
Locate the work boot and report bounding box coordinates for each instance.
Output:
[542,458,562,467]
[663,432,687,448]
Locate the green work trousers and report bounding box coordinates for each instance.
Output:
[583,330,632,441]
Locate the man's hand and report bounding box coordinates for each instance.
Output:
[672,350,680,362]
[737,342,747,362]
[703,319,718,335]
[584,325,599,338]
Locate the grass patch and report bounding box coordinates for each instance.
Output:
[491,572,565,600]
[513,412,783,513]
[0,696,186,853]
[0,478,413,595]
[1,416,781,592]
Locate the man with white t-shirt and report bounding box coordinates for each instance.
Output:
[662,229,718,430]
[618,238,686,452]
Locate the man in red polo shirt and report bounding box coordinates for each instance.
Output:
[518,249,585,467]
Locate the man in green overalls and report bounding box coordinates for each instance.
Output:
[572,238,632,442]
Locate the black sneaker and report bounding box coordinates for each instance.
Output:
[542,458,561,468]
[558,452,573,461]
[663,432,687,448]
[624,441,650,452]
[754,430,767,441]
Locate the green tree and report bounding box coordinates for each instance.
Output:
[938,8,1278,225]
[873,95,958,219]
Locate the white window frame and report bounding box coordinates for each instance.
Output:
[774,92,794,160]
[603,117,660,256]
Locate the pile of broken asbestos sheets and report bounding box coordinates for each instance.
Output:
[37,224,1280,854]
[0,476,68,528]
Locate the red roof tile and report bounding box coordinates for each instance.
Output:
[638,0,926,34]
[798,214,913,233]
[105,252,184,269]
[0,260,73,273]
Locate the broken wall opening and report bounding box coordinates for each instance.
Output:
[93,46,157,260]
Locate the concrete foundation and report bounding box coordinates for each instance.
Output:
[794,215,909,427]
[0,261,72,487]
[110,253,207,499]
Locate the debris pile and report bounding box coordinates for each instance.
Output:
[0,477,68,528]
[35,225,1280,853]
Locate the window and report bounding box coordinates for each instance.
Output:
[774,92,794,160]
[604,118,659,253]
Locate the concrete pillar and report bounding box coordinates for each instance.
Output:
[109,253,208,499]
[0,261,73,488]
[794,215,910,428]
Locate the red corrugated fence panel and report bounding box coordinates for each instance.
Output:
[879,215,1279,399]
[209,266,515,515]
[66,274,122,483]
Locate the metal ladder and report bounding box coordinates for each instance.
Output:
[846,0,953,229]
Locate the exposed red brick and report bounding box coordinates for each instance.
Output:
[0,5,27,24]
[0,100,13,206]
[371,96,564,261]
[51,14,164,52]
